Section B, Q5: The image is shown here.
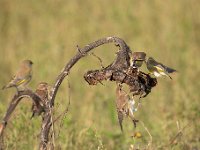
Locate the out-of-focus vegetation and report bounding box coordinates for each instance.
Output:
[0,0,199,149]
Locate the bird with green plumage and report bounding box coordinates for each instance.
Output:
[2,60,33,91]
[146,57,176,79]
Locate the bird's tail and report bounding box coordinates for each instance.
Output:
[166,67,177,73]
[2,84,12,90]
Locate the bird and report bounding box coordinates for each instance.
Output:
[130,52,146,68]
[31,82,50,118]
[146,57,176,79]
[2,60,33,91]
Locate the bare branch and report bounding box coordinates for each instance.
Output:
[39,111,52,150]
[49,105,55,148]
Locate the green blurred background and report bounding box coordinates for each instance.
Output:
[0,0,199,149]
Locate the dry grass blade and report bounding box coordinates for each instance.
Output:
[169,123,190,146]
[56,79,71,139]
[140,121,152,149]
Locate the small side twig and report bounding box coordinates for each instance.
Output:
[90,52,105,69]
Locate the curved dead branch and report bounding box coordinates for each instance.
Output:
[49,36,131,107]
[0,90,43,137]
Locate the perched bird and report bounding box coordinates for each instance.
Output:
[130,52,146,68]
[31,82,50,118]
[146,57,176,79]
[2,60,33,91]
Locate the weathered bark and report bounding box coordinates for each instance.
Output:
[84,67,157,97]
[39,111,52,150]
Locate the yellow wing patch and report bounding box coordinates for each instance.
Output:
[155,66,165,73]
[136,59,145,61]
[16,79,27,86]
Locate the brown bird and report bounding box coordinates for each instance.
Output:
[2,60,33,91]
[31,82,50,118]
[130,52,146,68]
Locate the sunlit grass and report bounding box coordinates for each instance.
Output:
[0,0,200,149]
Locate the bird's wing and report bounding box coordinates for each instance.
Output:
[11,75,27,86]
[154,64,165,73]
[163,65,177,73]
[15,78,28,85]
[13,66,32,86]
[156,64,173,79]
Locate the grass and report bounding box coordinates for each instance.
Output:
[0,0,200,149]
